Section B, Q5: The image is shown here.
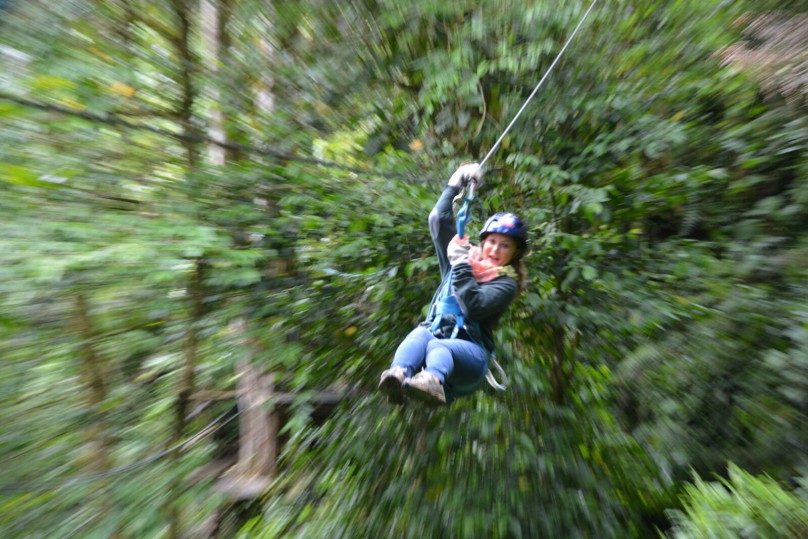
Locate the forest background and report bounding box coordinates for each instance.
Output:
[1,0,806,537]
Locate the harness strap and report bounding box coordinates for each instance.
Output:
[455,187,474,239]
[430,294,465,339]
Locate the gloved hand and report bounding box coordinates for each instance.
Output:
[447,234,471,265]
[448,162,483,189]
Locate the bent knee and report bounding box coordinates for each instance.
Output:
[426,338,449,353]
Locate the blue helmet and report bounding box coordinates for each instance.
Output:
[479,212,528,249]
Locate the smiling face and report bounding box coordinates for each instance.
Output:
[481,233,519,267]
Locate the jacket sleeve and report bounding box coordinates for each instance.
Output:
[428,186,461,277]
[451,261,518,321]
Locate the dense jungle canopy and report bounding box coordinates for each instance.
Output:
[1,1,807,537]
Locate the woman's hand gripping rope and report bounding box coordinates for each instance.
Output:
[448,162,484,189]
[449,162,484,239]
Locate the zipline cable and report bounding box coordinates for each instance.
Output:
[479,0,599,169]
[453,0,598,235]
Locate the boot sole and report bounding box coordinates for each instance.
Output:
[378,376,405,405]
[402,381,446,406]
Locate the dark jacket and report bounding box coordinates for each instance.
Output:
[421,186,518,353]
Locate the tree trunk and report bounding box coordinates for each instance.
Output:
[171,0,198,170]
[167,260,205,539]
[75,292,112,470]
[236,359,277,480]
[254,13,276,115]
[166,4,206,535]
[75,292,121,538]
[200,0,226,165]
[217,319,278,500]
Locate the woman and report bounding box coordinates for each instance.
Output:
[378,163,528,406]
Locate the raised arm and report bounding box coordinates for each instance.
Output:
[428,163,484,277]
[428,186,460,277]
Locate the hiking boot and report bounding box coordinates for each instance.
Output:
[402,371,447,405]
[378,366,407,404]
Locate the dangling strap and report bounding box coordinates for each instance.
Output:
[454,178,477,239]
[485,356,508,392]
[455,195,473,239]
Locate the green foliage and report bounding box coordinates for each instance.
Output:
[667,464,808,539]
[1,0,806,537]
[616,250,808,482]
[238,376,671,538]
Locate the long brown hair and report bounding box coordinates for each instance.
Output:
[510,248,528,293]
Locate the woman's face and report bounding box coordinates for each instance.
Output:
[482,233,518,267]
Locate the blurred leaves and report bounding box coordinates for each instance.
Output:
[668,464,808,539]
[1,0,807,537]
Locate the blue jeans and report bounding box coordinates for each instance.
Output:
[392,326,487,392]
